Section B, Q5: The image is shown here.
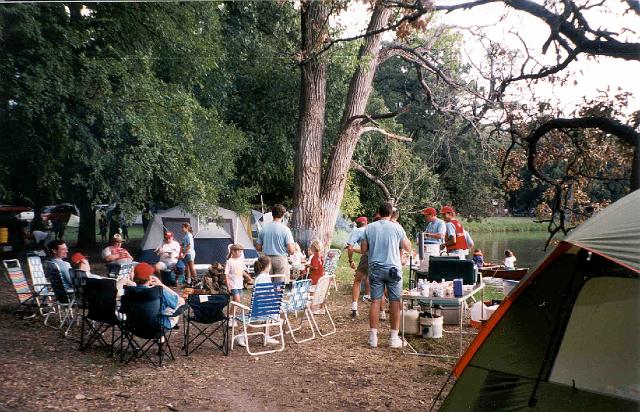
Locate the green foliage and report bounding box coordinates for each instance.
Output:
[340,173,363,217]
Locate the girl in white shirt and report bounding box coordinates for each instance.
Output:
[504,249,517,270]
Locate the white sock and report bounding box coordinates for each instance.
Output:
[351,302,358,311]
[369,328,378,338]
[390,329,399,340]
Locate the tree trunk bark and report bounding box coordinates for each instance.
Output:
[291,1,330,247]
[76,196,96,248]
[292,4,393,248]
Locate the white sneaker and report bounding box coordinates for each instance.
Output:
[362,295,371,302]
[368,334,378,348]
[264,336,280,345]
[235,334,247,347]
[379,311,387,320]
[312,308,326,315]
[389,337,407,348]
[228,319,237,328]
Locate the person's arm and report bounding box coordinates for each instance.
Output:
[400,237,411,254]
[360,239,368,255]
[346,244,356,269]
[286,242,295,255]
[444,224,456,247]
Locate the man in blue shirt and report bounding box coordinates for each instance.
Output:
[48,239,72,289]
[256,204,295,282]
[361,202,411,349]
[419,207,446,272]
[346,216,371,318]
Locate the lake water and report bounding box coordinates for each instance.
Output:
[472,231,555,270]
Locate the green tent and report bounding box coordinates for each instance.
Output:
[440,190,640,411]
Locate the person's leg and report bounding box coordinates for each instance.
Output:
[351,270,365,316]
[368,268,384,347]
[364,274,371,297]
[387,276,404,347]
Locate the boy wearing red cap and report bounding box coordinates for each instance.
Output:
[441,205,468,259]
[346,216,371,318]
[125,262,184,328]
[419,207,446,272]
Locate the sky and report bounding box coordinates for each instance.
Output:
[334,1,640,117]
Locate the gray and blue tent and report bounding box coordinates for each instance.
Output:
[440,190,640,411]
[139,206,258,266]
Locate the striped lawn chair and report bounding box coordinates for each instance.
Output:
[324,249,341,291]
[283,279,315,344]
[230,275,286,356]
[308,275,336,337]
[3,259,38,318]
[26,254,56,317]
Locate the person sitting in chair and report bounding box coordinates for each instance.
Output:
[154,231,181,275]
[102,233,133,274]
[121,262,185,329]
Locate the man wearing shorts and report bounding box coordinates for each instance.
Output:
[256,204,295,282]
[347,216,370,318]
[361,202,411,349]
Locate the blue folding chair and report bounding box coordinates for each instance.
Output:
[43,261,78,337]
[230,275,286,356]
[283,279,315,344]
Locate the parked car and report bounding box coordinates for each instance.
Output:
[0,205,34,222]
[40,203,79,226]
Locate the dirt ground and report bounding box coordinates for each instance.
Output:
[0,248,481,411]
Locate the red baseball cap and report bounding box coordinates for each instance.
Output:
[355,216,368,224]
[421,207,437,216]
[70,252,87,266]
[133,262,154,281]
[164,231,173,239]
[440,205,455,215]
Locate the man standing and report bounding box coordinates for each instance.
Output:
[256,204,295,282]
[361,202,411,349]
[441,205,468,259]
[347,216,371,318]
[48,239,72,289]
[419,207,446,272]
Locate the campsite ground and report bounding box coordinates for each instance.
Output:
[0,239,495,411]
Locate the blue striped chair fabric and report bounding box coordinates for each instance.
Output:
[285,279,312,313]
[237,282,284,323]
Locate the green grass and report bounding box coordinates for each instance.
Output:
[460,217,547,233]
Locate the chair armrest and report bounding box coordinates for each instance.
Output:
[230,301,249,311]
[165,304,188,318]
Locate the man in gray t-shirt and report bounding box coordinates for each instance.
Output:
[256,204,295,282]
[361,202,411,349]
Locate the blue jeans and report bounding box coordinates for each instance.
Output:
[369,265,402,301]
[231,289,243,297]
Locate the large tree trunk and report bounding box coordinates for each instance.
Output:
[291,1,330,247]
[76,195,96,248]
[292,3,392,248]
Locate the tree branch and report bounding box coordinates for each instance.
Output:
[361,126,413,142]
[350,160,392,201]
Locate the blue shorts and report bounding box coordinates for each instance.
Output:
[369,265,402,301]
[183,253,194,263]
[231,289,243,297]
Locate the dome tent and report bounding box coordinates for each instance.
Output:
[440,190,640,411]
[139,206,258,266]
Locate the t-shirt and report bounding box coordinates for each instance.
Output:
[504,256,517,269]
[308,253,324,285]
[225,257,245,290]
[423,218,446,245]
[254,272,271,285]
[32,230,48,243]
[51,258,73,289]
[445,222,457,242]
[181,232,195,257]
[257,221,294,256]
[346,227,366,247]
[101,245,133,265]
[158,240,181,264]
[363,219,407,270]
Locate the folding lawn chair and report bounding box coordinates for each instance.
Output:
[79,277,121,356]
[3,259,39,318]
[283,279,315,344]
[119,286,186,367]
[324,249,341,291]
[183,293,229,356]
[308,275,336,337]
[230,275,286,356]
[43,260,78,337]
[26,254,56,317]
[117,263,133,281]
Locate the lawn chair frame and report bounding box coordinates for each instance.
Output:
[308,275,336,337]
[283,279,315,344]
